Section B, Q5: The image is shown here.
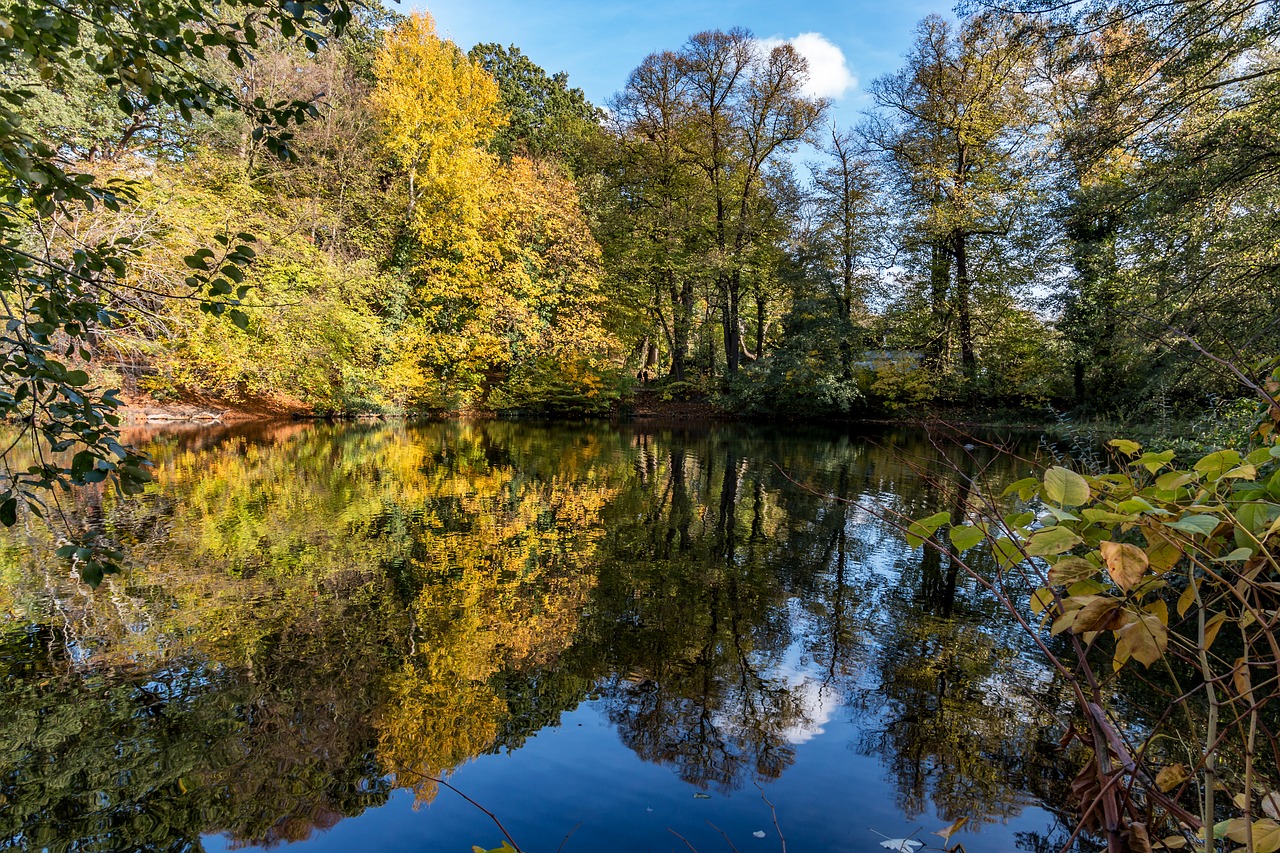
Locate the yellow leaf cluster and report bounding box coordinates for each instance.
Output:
[371,12,503,186]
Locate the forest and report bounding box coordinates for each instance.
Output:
[4,0,1278,429]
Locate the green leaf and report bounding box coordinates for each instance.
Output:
[1030,587,1054,614]
[1247,447,1275,466]
[1082,508,1137,525]
[948,524,985,551]
[1044,466,1090,508]
[1156,470,1194,491]
[1026,525,1083,556]
[1194,449,1242,482]
[1137,450,1176,474]
[905,511,950,549]
[1001,476,1039,500]
[992,536,1024,568]
[1109,439,1141,456]
[0,497,16,527]
[1165,515,1220,537]
[71,450,95,479]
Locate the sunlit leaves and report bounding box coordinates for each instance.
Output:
[1044,466,1090,508]
[948,524,985,551]
[906,511,950,548]
[1155,764,1189,793]
[1026,525,1083,556]
[1194,449,1242,482]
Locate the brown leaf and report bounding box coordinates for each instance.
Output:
[1233,657,1253,701]
[933,817,968,843]
[1048,556,1098,586]
[1156,764,1189,793]
[1101,541,1149,591]
[1070,762,1104,832]
[1073,596,1127,633]
[1128,822,1153,853]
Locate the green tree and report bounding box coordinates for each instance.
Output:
[0,0,355,581]
[468,42,603,170]
[865,14,1045,388]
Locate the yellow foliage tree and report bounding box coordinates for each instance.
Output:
[371,14,619,412]
[370,11,502,219]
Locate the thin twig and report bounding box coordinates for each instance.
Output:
[556,821,584,853]
[669,827,700,853]
[754,782,787,853]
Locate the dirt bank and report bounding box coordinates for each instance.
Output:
[119,391,311,425]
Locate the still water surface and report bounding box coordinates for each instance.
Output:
[0,421,1076,852]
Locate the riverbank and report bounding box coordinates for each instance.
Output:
[119,391,312,425]
[118,388,1243,459]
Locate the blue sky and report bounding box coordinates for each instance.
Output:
[410,0,957,129]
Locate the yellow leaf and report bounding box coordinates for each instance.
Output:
[933,817,969,843]
[1204,612,1228,649]
[1177,579,1198,618]
[1233,657,1253,701]
[1156,764,1189,793]
[1254,819,1280,853]
[1100,541,1149,591]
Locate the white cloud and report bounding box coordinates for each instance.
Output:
[759,32,857,100]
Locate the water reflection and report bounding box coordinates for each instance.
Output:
[0,421,1072,850]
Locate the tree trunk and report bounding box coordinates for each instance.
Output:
[668,274,692,382]
[722,273,742,376]
[925,241,951,368]
[953,231,976,378]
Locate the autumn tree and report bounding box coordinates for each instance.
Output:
[605,49,712,383]
[371,12,502,219]
[372,19,618,412]
[865,14,1045,386]
[808,125,882,377]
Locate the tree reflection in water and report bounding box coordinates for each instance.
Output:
[0,421,1078,849]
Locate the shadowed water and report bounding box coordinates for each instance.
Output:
[0,421,1078,852]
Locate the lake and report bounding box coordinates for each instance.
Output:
[0,420,1078,852]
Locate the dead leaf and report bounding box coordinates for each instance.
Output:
[1233,657,1253,702]
[1048,556,1097,586]
[1204,612,1228,649]
[1128,822,1153,853]
[1073,597,1127,633]
[1262,791,1280,820]
[1101,541,1149,590]
[1156,764,1189,793]
[934,818,969,844]
[1116,613,1169,667]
